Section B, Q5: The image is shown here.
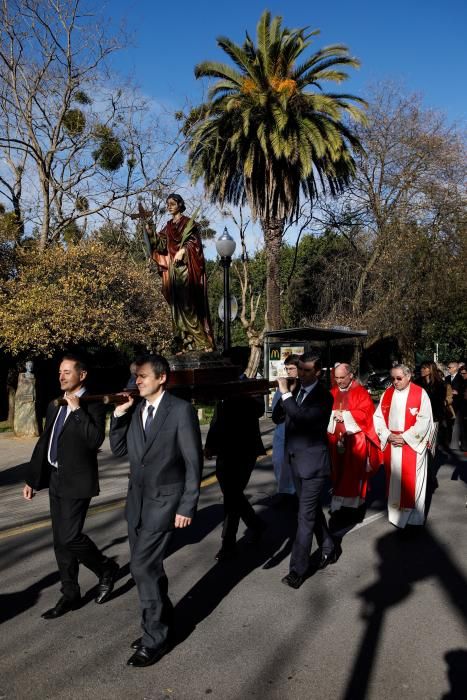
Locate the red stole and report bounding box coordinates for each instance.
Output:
[380,383,423,508]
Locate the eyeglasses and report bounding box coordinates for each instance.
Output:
[391,377,405,381]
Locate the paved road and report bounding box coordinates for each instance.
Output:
[0,433,466,699]
[0,420,277,533]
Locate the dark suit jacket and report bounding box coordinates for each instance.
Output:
[445,373,464,411]
[272,382,333,479]
[205,395,266,459]
[26,393,106,498]
[109,392,202,533]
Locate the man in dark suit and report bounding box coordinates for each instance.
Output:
[23,354,119,619]
[110,354,202,668]
[272,352,340,589]
[204,346,266,561]
[445,361,465,449]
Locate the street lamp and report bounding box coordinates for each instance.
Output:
[216,226,236,352]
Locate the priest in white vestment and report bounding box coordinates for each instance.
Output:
[374,364,434,528]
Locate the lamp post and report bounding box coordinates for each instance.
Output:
[216,227,236,352]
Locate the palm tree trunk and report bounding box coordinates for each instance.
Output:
[261,217,284,330]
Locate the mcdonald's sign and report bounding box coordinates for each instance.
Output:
[270,348,280,361]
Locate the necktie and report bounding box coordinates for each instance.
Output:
[144,404,154,437]
[296,388,306,406]
[50,405,67,464]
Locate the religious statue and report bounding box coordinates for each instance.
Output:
[139,193,216,353]
[14,361,39,437]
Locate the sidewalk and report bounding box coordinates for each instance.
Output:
[0,417,275,533]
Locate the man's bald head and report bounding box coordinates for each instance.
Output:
[334,363,354,390]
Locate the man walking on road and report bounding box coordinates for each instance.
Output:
[204,346,267,561]
[23,354,119,619]
[327,363,382,515]
[110,354,202,668]
[445,361,465,450]
[374,364,434,529]
[273,352,340,589]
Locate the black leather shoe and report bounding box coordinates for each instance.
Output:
[281,571,305,589]
[95,561,119,604]
[215,545,238,561]
[318,543,342,570]
[130,637,142,650]
[41,595,81,619]
[127,644,169,668]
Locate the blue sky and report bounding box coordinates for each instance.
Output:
[107,0,466,122]
[102,1,465,257]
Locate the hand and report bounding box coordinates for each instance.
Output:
[115,393,135,415]
[277,377,290,394]
[334,410,344,422]
[174,514,192,528]
[64,393,80,412]
[388,433,405,446]
[23,484,35,500]
[173,247,186,264]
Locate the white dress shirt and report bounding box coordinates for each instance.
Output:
[141,392,165,431]
[281,379,318,403]
[48,386,86,468]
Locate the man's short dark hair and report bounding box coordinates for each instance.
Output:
[299,352,322,371]
[284,354,300,367]
[135,354,170,381]
[61,353,88,373]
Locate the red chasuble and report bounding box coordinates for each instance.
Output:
[379,383,423,509]
[328,382,382,502]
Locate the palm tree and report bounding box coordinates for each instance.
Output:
[185,11,367,329]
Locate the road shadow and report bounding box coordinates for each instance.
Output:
[0,462,29,486]
[0,570,59,623]
[170,508,296,648]
[341,525,467,700]
[434,446,467,483]
[325,465,387,541]
[441,648,467,700]
[168,503,224,552]
[101,504,226,603]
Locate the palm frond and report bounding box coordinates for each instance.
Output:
[195,61,244,85]
[186,10,366,223]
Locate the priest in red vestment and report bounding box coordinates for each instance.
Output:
[327,363,382,512]
[374,365,434,528]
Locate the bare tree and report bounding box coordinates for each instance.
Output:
[0,0,183,248]
[226,208,266,377]
[310,83,466,362]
